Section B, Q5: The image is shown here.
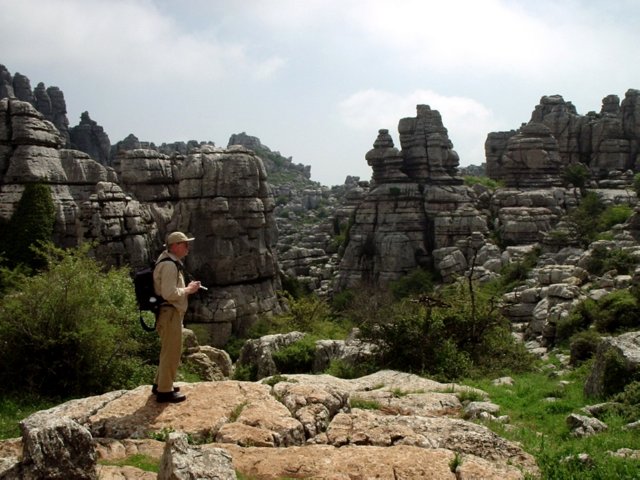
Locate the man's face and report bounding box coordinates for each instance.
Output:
[171,241,191,259]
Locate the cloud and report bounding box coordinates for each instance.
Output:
[338,88,500,165]
[0,0,285,84]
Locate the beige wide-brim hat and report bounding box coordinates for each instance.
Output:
[164,231,195,246]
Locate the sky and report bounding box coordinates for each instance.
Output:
[1,0,639,187]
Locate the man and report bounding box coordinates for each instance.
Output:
[152,231,201,403]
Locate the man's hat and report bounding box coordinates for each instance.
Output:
[165,231,195,246]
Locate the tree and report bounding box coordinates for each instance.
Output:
[561,163,590,199]
[0,183,56,270]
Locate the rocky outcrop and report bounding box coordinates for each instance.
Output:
[337,105,487,288]
[487,90,640,187]
[0,371,539,479]
[0,97,283,345]
[69,111,111,166]
[584,331,640,398]
[0,97,154,263]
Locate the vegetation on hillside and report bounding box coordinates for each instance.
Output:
[0,243,159,399]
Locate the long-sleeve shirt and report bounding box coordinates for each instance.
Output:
[153,251,189,314]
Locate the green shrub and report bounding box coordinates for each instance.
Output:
[556,300,597,345]
[565,193,634,248]
[279,273,307,299]
[0,244,158,397]
[585,245,637,276]
[609,381,640,422]
[594,290,640,333]
[272,336,316,373]
[232,363,257,381]
[561,163,590,198]
[0,183,56,271]
[599,349,632,398]
[463,175,503,190]
[569,330,601,365]
[337,282,395,328]
[389,268,436,300]
[634,173,640,197]
[493,247,540,293]
[359,284,534,381]
[324,358,377,379]
[598,205,633,231]
[330,289,355,313]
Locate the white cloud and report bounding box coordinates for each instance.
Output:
[0,0,285,84]
[338,88,500,165]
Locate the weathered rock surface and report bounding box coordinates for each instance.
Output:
[0,94,284,345]
[584,331,640,398]
[337,106,488,288]
[0,371,539,479]
[487,90,640,187]
[69,111,111,166]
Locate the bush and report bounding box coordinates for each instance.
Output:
[585,245,637,276]
[272,336,316,373]
[463,175,503,190]
[569,330,601,365]
[389,268,436,300]
[593,290,640,333]
[0,244,159,397]
[556,299,597,344]
[324,359,377,379]
[598,205,633,231]
[359,283,535,381]
[0,183,56,271]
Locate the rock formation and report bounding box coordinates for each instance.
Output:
[337,105,487,288]
[487,90,640,187]
[0,96,283,346]
[0,370,539,479]
[69,111,111,166]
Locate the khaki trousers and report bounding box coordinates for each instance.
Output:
[154,306,183,393]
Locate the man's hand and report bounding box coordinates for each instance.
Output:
[186,281,202,294]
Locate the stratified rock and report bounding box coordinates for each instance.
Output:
[0,64,14,98]
[69,111,111,166]
[33,82,70,145]
[488,90,640,185]
[398,105,462,183]
[366,129,408,184]
[12,72,34,104]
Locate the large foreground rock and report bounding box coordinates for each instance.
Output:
[0,371,539,479]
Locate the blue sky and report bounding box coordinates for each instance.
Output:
[1,0,639,186]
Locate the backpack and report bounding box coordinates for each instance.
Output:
[134,257,180,332]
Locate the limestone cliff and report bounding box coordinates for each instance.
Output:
[336,105,487,289]
[0,96,282,346]
[487,90,640,187]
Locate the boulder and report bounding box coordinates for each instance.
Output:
[158,432,235,480]
[584,331,640,398]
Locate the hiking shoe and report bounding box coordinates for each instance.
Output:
[151,384,180,395]
[156,391,186,403]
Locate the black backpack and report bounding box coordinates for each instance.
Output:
[134,257,181,331]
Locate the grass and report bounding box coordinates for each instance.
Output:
[99,454,159,473]
[350,398,382,410]
[0,395,58,439]
[467,361,640,479]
